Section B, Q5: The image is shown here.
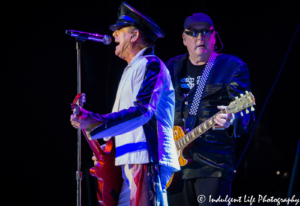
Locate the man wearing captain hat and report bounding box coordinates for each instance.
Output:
[71,1,179,206]
[165,13,254,206]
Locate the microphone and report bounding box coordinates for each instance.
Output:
[65,30,112,45]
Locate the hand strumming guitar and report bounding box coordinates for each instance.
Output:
[92,155,99,166]
[70,107,104,133]
[92,144,106,166]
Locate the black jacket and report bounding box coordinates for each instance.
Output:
[165,53,255,179]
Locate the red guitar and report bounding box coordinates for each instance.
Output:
[72,93,123,206]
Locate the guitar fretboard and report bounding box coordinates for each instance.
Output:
[175,109,226,150]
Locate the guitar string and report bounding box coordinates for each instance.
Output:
[176,93,254,150]
[175,111,222,150]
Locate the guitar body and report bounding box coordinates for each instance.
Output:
[173,126,194,166]
[71,94,123,206]
[166,126,194,189]
[89,138,123,206]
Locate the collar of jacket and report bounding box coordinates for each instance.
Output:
[171,53,221,100]
[127,47,155,68]
[171,53,189,96]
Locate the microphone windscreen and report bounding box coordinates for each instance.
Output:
[103,35,112,45]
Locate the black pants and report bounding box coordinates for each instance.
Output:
[167,176,231,206]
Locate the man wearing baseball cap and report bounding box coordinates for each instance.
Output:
[71,2,179,206]
[165,13,255,206]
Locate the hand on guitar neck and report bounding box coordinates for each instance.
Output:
[70,107,104,133]
[214,105,235,129]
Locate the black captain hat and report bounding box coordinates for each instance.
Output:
[109,1,165,42]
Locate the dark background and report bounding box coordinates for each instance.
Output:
[2,0,299,205]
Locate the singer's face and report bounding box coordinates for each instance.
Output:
[182,22,216,58]
[112,27,133,59]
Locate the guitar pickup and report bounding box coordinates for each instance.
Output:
[212,125,225,130]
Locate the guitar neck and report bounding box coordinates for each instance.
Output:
[175,109,226,150]
[82,129,108,162]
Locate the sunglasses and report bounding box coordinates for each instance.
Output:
[184,29,215,37]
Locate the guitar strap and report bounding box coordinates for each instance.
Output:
[184,52,219,133]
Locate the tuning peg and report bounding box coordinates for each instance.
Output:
[245,109,249,114]
[245,91,249,94]
[240,94,244,97]
[240,111,244,116]
[235,96,238,100]
[251,106,255,111]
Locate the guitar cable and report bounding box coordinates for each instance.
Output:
[213,23,300,206]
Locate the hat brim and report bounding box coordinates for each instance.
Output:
[184,21,214,30]
[109,21,132,31]
[109,2,165,42]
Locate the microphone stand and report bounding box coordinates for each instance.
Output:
[75,38,85,206]
[67,31,111,206]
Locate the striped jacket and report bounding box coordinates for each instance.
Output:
[89,47,180,172]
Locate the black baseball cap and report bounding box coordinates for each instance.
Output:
[184,13,214,30]
[109,1,165,42]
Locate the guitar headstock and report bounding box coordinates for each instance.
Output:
[227,91,255,116]
[71,93,86,116]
